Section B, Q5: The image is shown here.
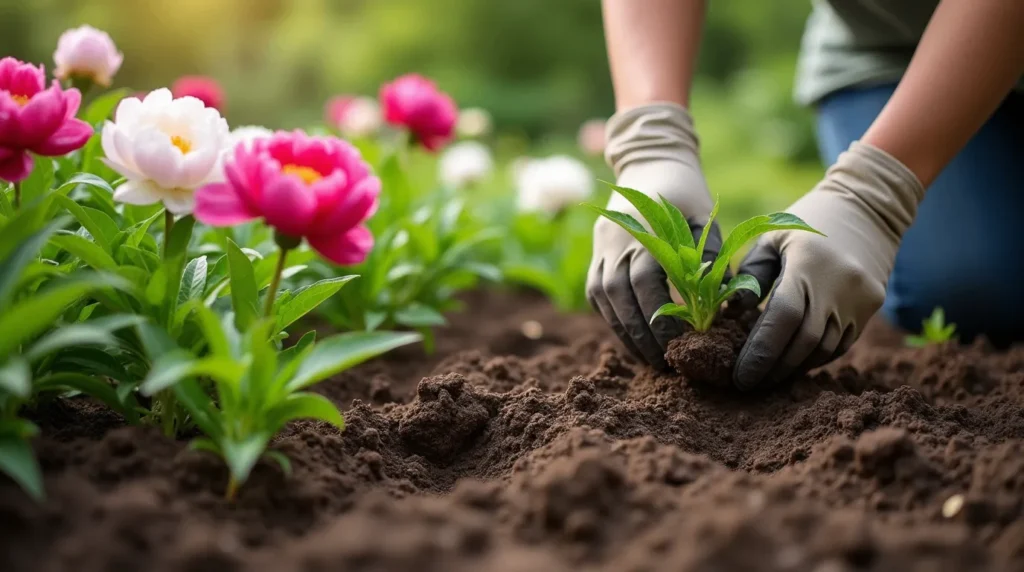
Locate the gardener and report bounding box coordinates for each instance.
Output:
[588,0,1024,389]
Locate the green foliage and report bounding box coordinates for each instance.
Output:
[502,207,594,312]
[138,313,420,498]
[319,158,501,350]
[589,184,821,332]
[906,308,957,348]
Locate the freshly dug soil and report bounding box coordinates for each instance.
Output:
[3,289,1024,572]
[665,318,750,386]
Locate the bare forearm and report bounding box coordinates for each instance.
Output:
[862,0,1024,186]
[602,0,705,111]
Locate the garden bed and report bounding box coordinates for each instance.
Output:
[2,289,1023,572]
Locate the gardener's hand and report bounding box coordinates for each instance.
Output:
[587,103,723,368]
[732,142,925,389]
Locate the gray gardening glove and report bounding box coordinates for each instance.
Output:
[733,141,925,389]
[587,103,723,368]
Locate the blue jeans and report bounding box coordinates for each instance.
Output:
[817,85,1024,345]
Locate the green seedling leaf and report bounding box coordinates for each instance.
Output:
[266,393,345,432]
[287,331,422,392]
[51,233,117,270]
[717,273,761,303]
[708,212,821,292]
[0,272,127,358]
[586,205,686,289]
[0,357,31,398]
[225,239,259,331]
[273,276,356,332]
[696,200,720,260]
[53,195,118,252]
[0,217,67,311]
[604,183,681,246]
[394,303,447,328]
[0,435,44,501]
[178,256,208,305]
[651,302,694,323]
[222,433,272,489]
[25,324,119,362]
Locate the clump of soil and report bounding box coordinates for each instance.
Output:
[3,289,1024,571]
[664,317,750,386]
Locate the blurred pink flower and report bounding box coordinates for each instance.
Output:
[577,118,606,157]
[53,25,123,87]
[172,76,224,111]
[194,130,380,265]
[380,74,457,152]
[325,95,354,126]
[0,57,93,182]
[325,95,381,138]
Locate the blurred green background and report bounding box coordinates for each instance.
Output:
[0,0,824,224]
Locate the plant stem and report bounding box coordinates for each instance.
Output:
[157,389,176,437]
[163,209,174,258]
[13,182,21,210]
[263,247,288,317]
[225,477,239,501]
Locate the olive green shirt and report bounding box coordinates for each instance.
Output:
[795,0,1024,104]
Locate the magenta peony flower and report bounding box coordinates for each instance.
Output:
[53,25,123,87]
[194,130,380,265]
[0,57,93,182]
[380,74,457,152]
[172,76,224,111]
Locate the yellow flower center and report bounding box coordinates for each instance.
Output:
[170,135,192,155]
[281,164,323,185]
[11,94,30,107]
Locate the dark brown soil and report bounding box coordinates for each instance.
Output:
[665,318,750,386]
[3,289,1024,572]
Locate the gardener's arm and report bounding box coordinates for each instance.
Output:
[589,0,719,368]
[733,0,1024,389]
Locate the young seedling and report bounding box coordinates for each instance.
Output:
[139,309,421,500]
[588,184,822,332]
[905,307,957,347]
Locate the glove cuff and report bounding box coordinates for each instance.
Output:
[604,103,700,177]
[829,141,926,237]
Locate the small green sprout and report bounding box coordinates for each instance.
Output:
[588,184,821,332]
[905,307,957,347]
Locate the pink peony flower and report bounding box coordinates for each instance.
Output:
[53,25,123,87]
[194,130,380,265]
[380,74,457,152]
[172,76,224,111]
[0,57,93,182]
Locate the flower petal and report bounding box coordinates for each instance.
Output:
[32,117,92,156]
[62,88,82,120]
[179,145,218,187]
[307,225,374,266]
[132,127,185,189]
[260,176,317,237]
[310,174,380,235]
[112,179,164,206]
[0,150,33,183]
[19,84,66,146]
[163,191,195,215]
[194,182,259,226]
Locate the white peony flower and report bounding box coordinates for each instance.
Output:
[101,88,230,214]
[456,107,492,139]
[338,96,382,138]
[53,25,124,87]
[516,155,594,214]
[230,125,273,150]
[439,141,494,189]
